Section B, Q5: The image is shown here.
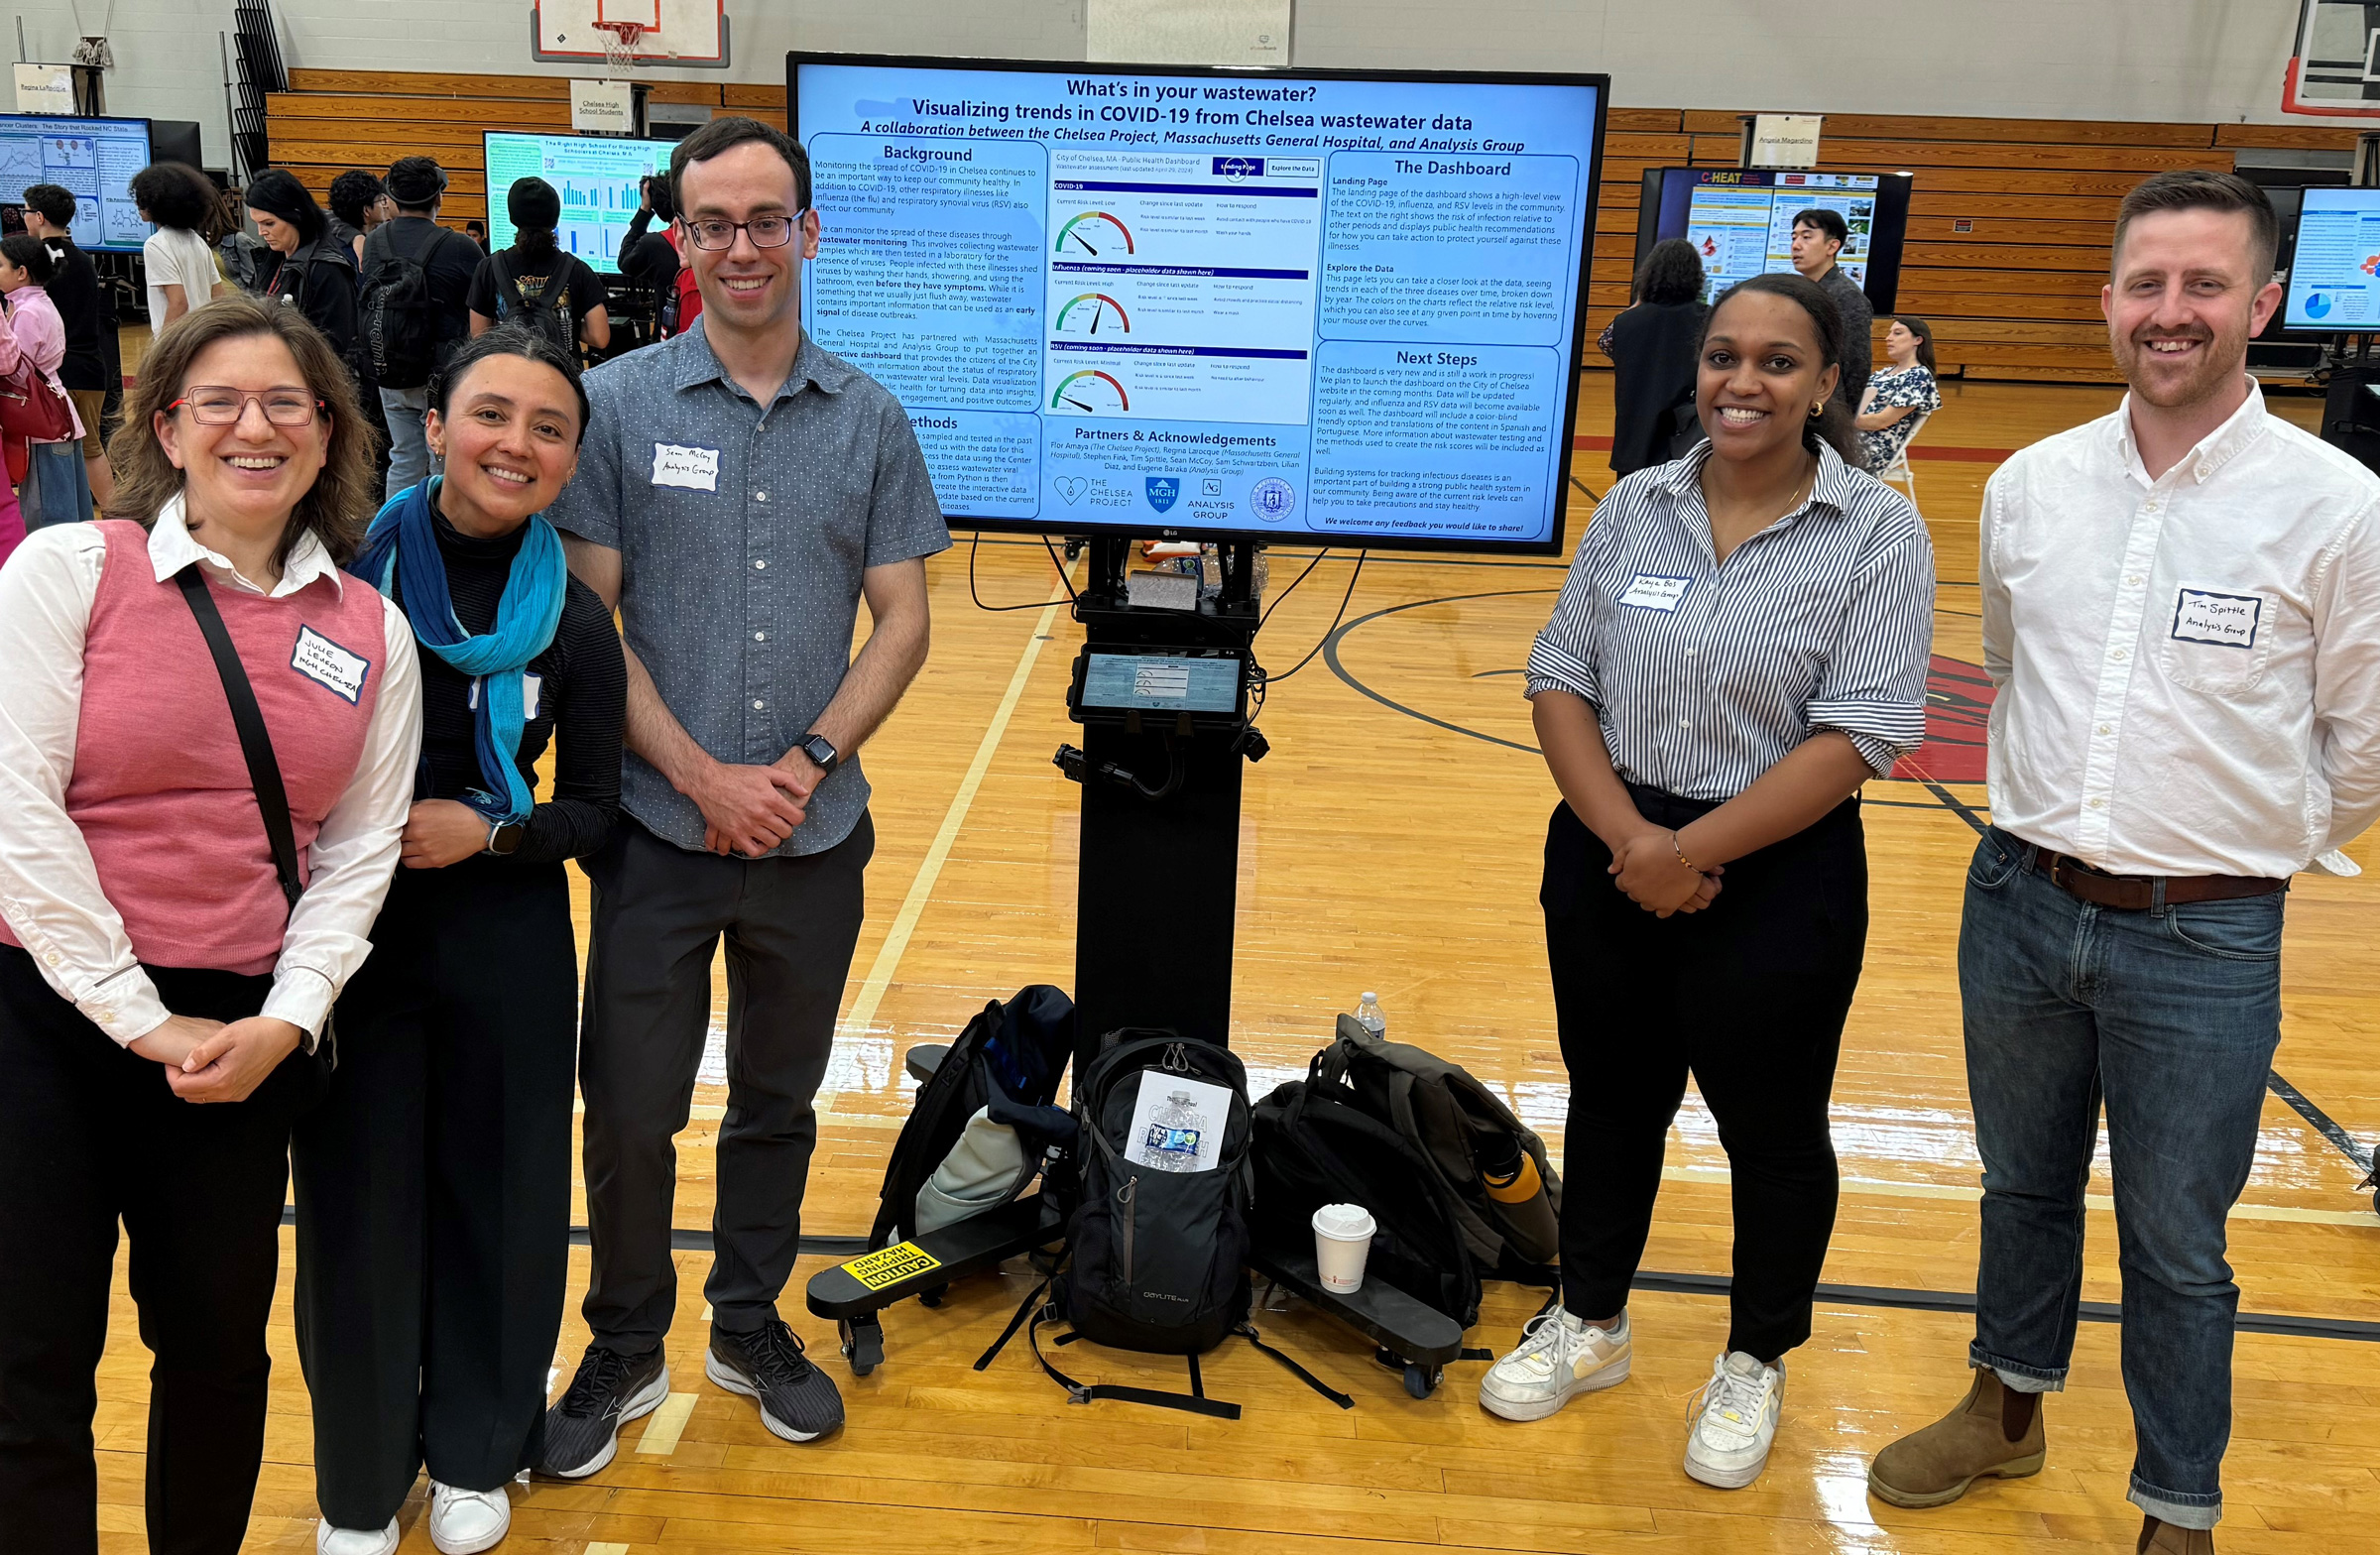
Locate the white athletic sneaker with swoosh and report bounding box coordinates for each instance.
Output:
[1478,1306,1631,1421]
[1684,1351,1785,1489]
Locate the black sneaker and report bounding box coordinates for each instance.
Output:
[705,1319,844,1442]
[536,1344,669,1479]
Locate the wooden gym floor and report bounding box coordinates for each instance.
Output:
[89,373,2380,1553]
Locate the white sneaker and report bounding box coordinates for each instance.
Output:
[1684,1350,1785,1489]
[427,1482,512,1555]
[316,1520,398,1555]
[1478,1306,1631,1421]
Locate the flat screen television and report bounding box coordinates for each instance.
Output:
[0,113,154,253]
[2281,185,2380,330]
[482,130,675,271]
[790,53,1608,554]
[1633,167,1914,312]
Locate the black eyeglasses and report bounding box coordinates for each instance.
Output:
[681,209,808,252]
[169,388,323,426]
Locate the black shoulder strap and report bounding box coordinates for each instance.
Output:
[175,565,303,913]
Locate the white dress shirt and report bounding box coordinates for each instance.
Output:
[0,499,421,1044]
[1981,380,2380,878]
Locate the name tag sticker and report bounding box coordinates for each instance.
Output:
[651,442,720,492]
[2171,588,2261,650]
[1619,574,1692,612]
[291,626,370,704]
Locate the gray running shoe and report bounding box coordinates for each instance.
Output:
[536,1345,668,1479]
[706,1319,844,1442]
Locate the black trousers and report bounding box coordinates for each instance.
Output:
[292,859,578,1528]
[1542,789,1868,1363]
[0,945,315,1555]
[579,813,873,1354]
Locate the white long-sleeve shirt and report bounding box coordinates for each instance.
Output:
[0,501,421,1043]
[1981,380,2380,879]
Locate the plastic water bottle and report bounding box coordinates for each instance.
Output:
[1144,1091,1205,1172]
[1355,992,1386,1037]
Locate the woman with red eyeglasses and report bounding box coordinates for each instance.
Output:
[0,295,419,1555]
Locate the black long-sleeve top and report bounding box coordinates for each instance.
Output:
[266,237,360,373]
[620,207,680,298]
[387,507,626,864]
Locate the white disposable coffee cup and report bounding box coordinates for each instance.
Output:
[1312,1202,1376,1294]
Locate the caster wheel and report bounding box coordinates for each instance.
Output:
[919,1283,949,1309]
[838,1317,885,1376]
[1403,1363,1441,1399]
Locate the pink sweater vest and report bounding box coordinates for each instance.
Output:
[0,520,390,975]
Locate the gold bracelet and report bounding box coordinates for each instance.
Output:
[1671,830,1703,875]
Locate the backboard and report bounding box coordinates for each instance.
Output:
[532,0,729,68]
[2286,0,2380,116]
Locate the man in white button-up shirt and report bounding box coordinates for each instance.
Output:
[1869,173,2380,1553]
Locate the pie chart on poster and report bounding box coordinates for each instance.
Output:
[2308,292,2333,319]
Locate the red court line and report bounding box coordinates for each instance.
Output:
[1573,434,2015,462]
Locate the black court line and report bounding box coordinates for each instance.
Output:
[1320,587,1561,754]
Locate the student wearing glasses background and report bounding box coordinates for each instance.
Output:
[0,295,418,1554]
[537,115,948,1475]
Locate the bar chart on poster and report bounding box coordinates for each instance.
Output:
[483,130,674,270]
[792,56,1605,551]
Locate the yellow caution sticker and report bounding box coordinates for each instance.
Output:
[842,1242,943,1291]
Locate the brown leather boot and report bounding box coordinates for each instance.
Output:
[1867,1369,2047,1508]
[2138,1515,2214,1554]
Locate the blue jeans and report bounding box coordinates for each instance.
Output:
[1959,827,2283,1530]
[23,439,92,529]
[379,383,432,495]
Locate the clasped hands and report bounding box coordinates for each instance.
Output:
[127,1013,305,1104]
[1608,827,1724,918]
[688,748,825,857]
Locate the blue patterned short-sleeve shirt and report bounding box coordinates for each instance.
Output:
[546,318,951,856]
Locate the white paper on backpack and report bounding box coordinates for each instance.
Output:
[1124,1072,1232,1173]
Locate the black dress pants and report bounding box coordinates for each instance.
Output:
[1541,789,1868,1362]
[579,813,872,1355]
[292,859,578,1528]
[0,944,314,1555]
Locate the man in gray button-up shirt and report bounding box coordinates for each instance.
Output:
[540,115,948,1464]
[1790,207,1875,418]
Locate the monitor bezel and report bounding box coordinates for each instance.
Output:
[786,50,1610,558]
[0,112,156,254]
[2279,183,2380,334]
[480,128,680,276]
[1635,166,1916,315]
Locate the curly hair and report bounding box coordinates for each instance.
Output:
[128,162,217,233]
[105,295,380,568]
[327,170,385,231]
[1633,237,1705,306]
[1697,272,1867,470]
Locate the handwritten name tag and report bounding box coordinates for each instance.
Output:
[651,442,720,492]
[291,626,370,704]
[1618,574,1691,612]
[2171,588,2261,650]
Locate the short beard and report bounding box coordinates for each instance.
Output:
[2112,323,2246,411]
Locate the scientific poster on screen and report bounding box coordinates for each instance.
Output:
[794,62,1600,545]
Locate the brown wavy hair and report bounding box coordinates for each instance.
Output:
[105,295,378,568]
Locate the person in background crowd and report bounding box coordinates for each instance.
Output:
[1868,170,2380,1555]
[326,170,394,268]
[0,235,93,530]
[468,178,611,354]
[245,170,362,379]
[537,114,948,1476]
[361,157,480,495]
[19,183,113,508]
[1489,271,1933,1492]
[1790,208,1874,415]
[620,174,681,316]
[297,325,622,1555]
[1605,237,1710,477]
[0,294,417,1555]
[130,162,226,329]
[463,220,489,251]
[1856,316,1944,472]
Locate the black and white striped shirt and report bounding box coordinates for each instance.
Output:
[1526,441,1935,799]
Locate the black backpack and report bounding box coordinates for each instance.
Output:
[867,985,1076,1251]
[359,226,462,389]
[1250,1066,1483,1327]
[495,253,579,359]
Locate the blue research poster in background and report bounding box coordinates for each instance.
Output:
[793,60,1602,548]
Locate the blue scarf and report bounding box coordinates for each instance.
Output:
[352,478,566,825]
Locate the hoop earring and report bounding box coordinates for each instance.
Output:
[1809,402,1825,419]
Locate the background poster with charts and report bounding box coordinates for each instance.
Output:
[794,60,1601,547]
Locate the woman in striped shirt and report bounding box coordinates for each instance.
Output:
[1480,272,1936,1490]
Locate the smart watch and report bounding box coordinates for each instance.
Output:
[799,732,840,778]
[485,820,526,857]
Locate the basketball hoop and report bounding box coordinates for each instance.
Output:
[593,19,645,78]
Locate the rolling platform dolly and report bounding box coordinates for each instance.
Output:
[807,539,1473,1394]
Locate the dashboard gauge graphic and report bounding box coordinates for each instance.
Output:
[1053,293,1131,336]
[1055,210,1133,258]
[1049,369,1130,414]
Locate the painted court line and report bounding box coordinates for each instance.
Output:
[633,1391,699,1455]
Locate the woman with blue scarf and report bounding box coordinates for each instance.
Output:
[293,326,624,1555]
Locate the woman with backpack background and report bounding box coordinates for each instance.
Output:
[245,171,363,381]
[467,179,610,359]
